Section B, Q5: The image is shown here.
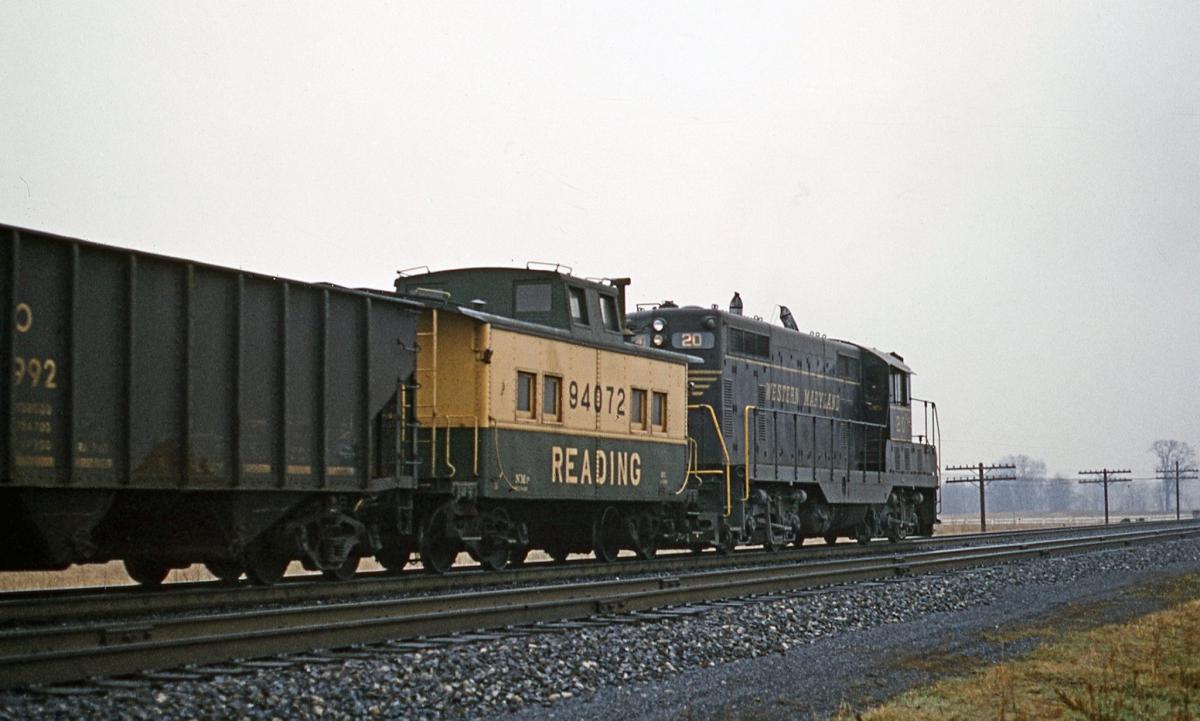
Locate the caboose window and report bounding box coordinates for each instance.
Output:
[599,294,620,331]
[568,287,589,325]
[515,282,552,314]
[631,388,647,429]
[728,327,769,358]
[651,392,667,430]
[517,371,536,417]
[543,375,562,420]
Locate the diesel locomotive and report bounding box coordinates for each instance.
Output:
[1,223,939,585]
[626,302,939,550]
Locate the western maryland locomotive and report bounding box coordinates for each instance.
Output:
[1,223,938,584]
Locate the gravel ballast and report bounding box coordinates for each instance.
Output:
[2,537,1199,721]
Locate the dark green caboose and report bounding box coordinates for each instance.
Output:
[390,267,697,570]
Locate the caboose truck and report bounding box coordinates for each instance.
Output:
[626,298,939,550]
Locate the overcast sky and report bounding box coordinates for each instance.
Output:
[3,2,1197,482]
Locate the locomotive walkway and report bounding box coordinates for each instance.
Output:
[2,520,1198,689]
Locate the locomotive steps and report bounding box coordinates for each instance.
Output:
[2,520,1199,690]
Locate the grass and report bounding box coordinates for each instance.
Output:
[830,583,1200,721]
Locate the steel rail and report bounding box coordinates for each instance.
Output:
[1,523,1198,689]
[0,519,1193,626]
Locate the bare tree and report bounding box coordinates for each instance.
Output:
[993,454,1047,512]
[1150,440,1197,512]
[1042,472,1075,512]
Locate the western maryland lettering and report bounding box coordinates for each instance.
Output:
[764,382,841,411]
[551,446,642,486]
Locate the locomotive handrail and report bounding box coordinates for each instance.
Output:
[743,405,889,491]
[910,397,941,486]
[688,404,732,516]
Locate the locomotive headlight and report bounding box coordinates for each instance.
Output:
[652,318,666,332]
[652,334,664,347]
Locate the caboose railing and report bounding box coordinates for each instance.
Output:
[742,405,888,498]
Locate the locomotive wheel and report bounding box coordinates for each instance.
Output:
[419,505,459,575]
[244,539,290,586]
[715,527,735,555]
[823,533,839,545]
[763,523,781,552]
[322,554,360,582]
[124,558,170,587]
[592,506,623,563]
[632,512,658,561]
[204,559,243,582]
[855,529,873,545]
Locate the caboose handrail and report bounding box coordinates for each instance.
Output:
[688,404,732,517]
[440,414,480,476]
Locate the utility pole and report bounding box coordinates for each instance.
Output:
[1156,462,1199,521]
[1078,468,1132,524]
[945,462,1017,532]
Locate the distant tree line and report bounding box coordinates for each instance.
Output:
[940,440,1198,516]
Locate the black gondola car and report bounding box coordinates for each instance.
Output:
[1,224,420,583]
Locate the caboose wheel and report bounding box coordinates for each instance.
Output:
[631,512,659,561]
[204,560,243,582]
[471,507,512,572]
[592,506,623,563]
[124,558,170,586]
[419,505,459,574]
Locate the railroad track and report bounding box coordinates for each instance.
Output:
[0,519,1182,627]
[2,521,1198,690]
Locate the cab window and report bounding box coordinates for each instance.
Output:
[889,372,909,404]
[568,287,589,325]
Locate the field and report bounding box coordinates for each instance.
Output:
[830,576,1200,721]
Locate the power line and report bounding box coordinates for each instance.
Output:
[1078,468,1131,525]
[1156,461,1199,521]
[945,463,1018,532]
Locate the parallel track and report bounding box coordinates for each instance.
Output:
[2,521,1198,689]
[0,520,1182,627]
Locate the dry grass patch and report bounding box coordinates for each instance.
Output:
[833,584,1200,721]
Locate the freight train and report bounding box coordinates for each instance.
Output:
[1,223,939,585]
